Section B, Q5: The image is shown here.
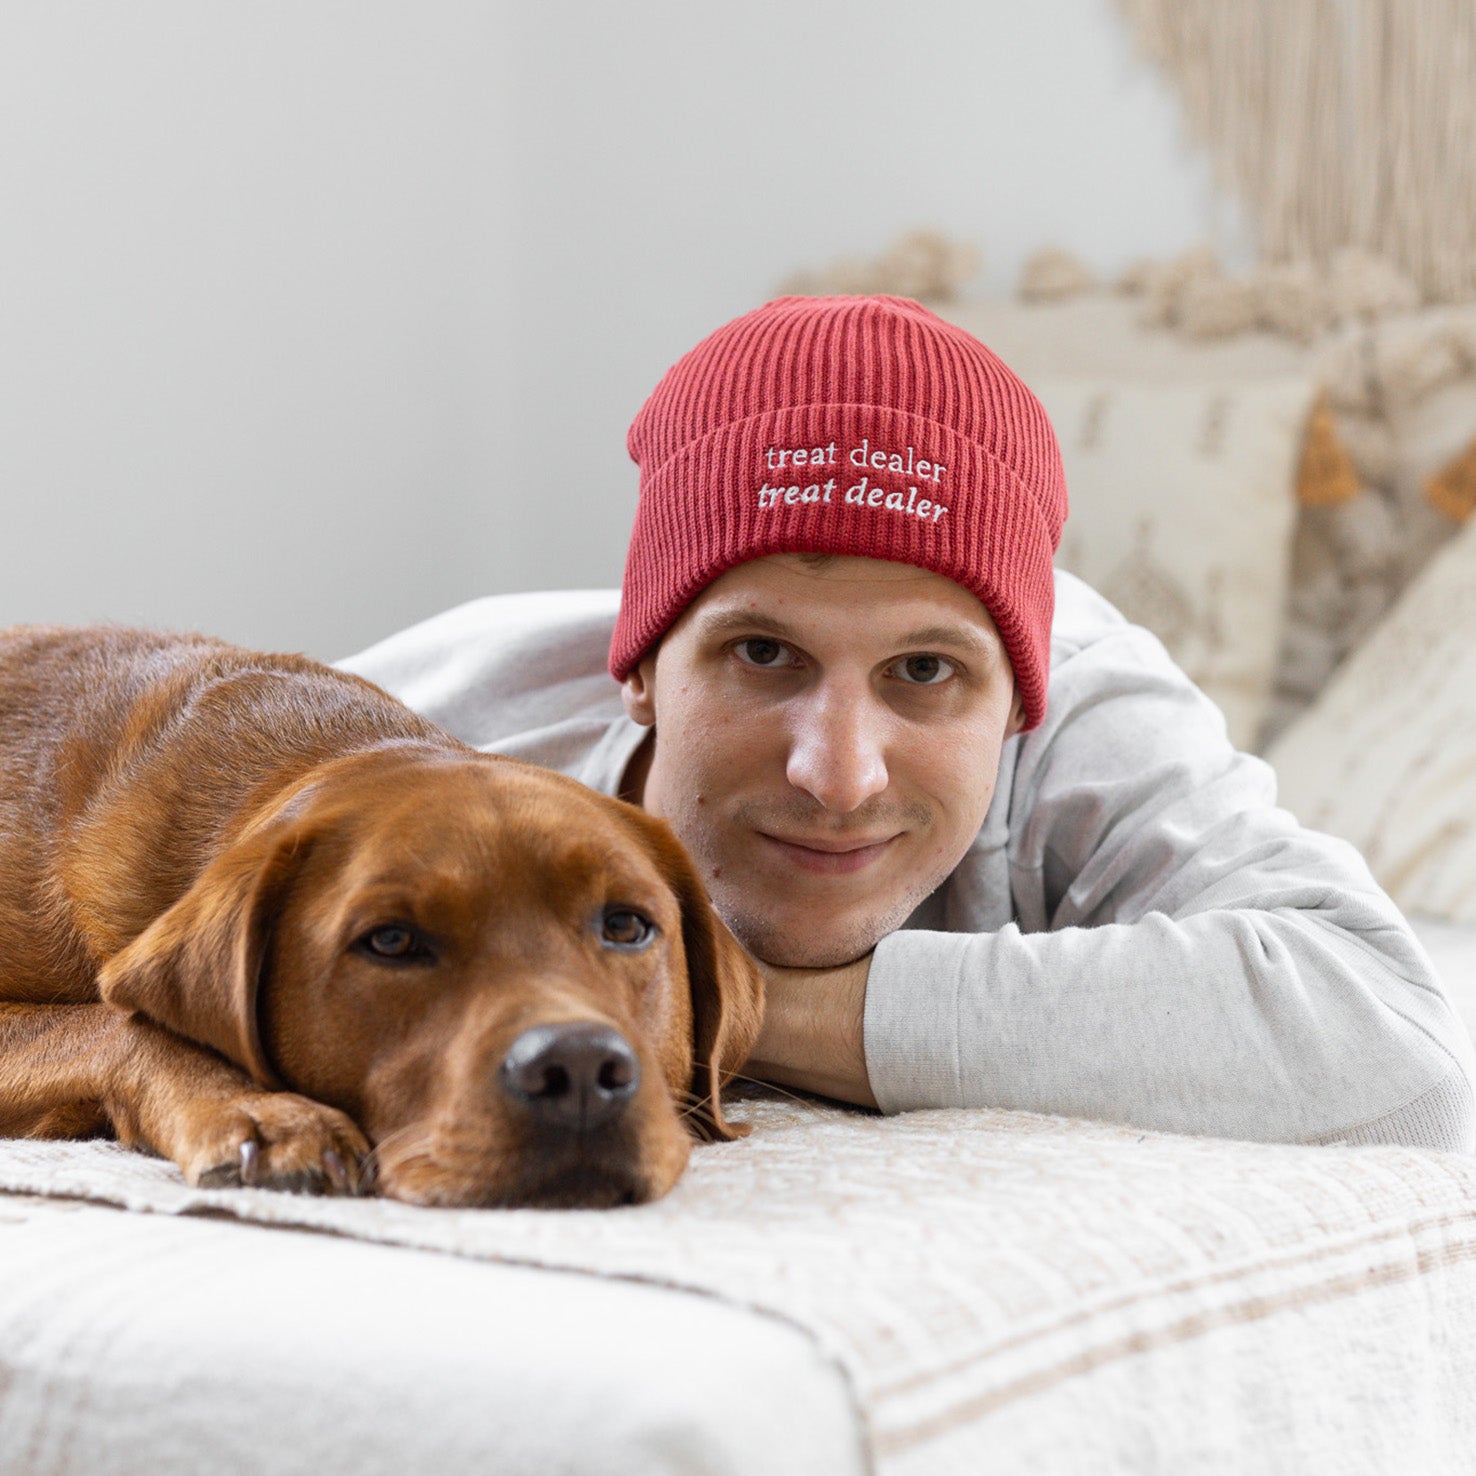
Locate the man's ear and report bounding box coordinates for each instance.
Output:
[629,810,764,1142]
[620,653,658,727]
[1006,686,1026,737]
[96,821,315,1087]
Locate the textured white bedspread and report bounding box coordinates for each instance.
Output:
[0,1190,862,1476]
[2,912,1474,1475]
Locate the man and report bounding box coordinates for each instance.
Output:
[342,294,1476,1149]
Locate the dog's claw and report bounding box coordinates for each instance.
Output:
[323,1148,348,1193]
[239,1138,260,1186]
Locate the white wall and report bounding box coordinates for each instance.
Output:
[0,0,1239,660]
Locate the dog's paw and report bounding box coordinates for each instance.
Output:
[180,1091,371,1196]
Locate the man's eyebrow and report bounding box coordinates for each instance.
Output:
[895,623,999,657]
[693,608,1001,658]
[693,609,800,641]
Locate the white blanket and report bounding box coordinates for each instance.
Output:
[4,913,1475,1474]
[6,1074,1476,1474]
[0,1188,862,1476]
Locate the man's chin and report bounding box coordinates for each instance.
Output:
[707,850,954,968]
[761,943,871,970]
[720,904,892,971]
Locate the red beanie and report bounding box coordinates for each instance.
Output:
[611,294,1068,730]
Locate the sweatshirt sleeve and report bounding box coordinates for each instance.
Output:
[862,614,1476,1151]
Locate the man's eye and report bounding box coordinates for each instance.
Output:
[601,908,657,950]
[355,924,431,963]
[733,637,795,668]
[892,654,955,686]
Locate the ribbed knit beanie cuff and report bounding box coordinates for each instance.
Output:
[611,295,1069,730]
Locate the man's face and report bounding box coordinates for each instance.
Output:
[621,554,1023,969]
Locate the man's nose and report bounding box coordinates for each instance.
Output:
[785,686,890,814]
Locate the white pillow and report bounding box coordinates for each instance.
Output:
[939,296,1311,382]
[1266,513,1476,924]
[1029,375,1318,750]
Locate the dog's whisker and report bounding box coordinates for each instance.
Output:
[722,1071,812,1106]
[674,1072,810,1126]
[362,1122,441,1184]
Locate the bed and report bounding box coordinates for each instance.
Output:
[1,907,1474,1475]
[4,292,1475,1474]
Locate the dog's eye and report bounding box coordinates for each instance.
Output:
[601,908,656,950]
[355,925,429,962]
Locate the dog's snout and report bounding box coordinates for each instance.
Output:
[500,1022,640,1133]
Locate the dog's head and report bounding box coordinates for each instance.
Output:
[97,747,764,1208]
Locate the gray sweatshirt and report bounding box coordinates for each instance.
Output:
[339,571,1476,1152]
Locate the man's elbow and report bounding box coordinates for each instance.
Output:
[1310,1065,1476,1154]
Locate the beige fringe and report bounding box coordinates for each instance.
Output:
[1118,0,1476,304]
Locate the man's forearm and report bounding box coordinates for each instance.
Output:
[861,903,1476,1149]
[743,953,877,1110]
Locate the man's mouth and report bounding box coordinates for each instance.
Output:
[757,832,897,876]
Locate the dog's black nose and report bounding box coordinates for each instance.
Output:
[500,1023,640,1133]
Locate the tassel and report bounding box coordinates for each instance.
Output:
[1296,393,1361,507]
[1424,435,1476,522]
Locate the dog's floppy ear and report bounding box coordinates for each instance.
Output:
[97,819,314,1088]
[629,809,764,1142]
[683,899,765,1142]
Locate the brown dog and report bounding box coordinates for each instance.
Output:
[0,625,763,1208]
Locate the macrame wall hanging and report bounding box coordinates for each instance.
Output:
[1116,0,1476,305]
